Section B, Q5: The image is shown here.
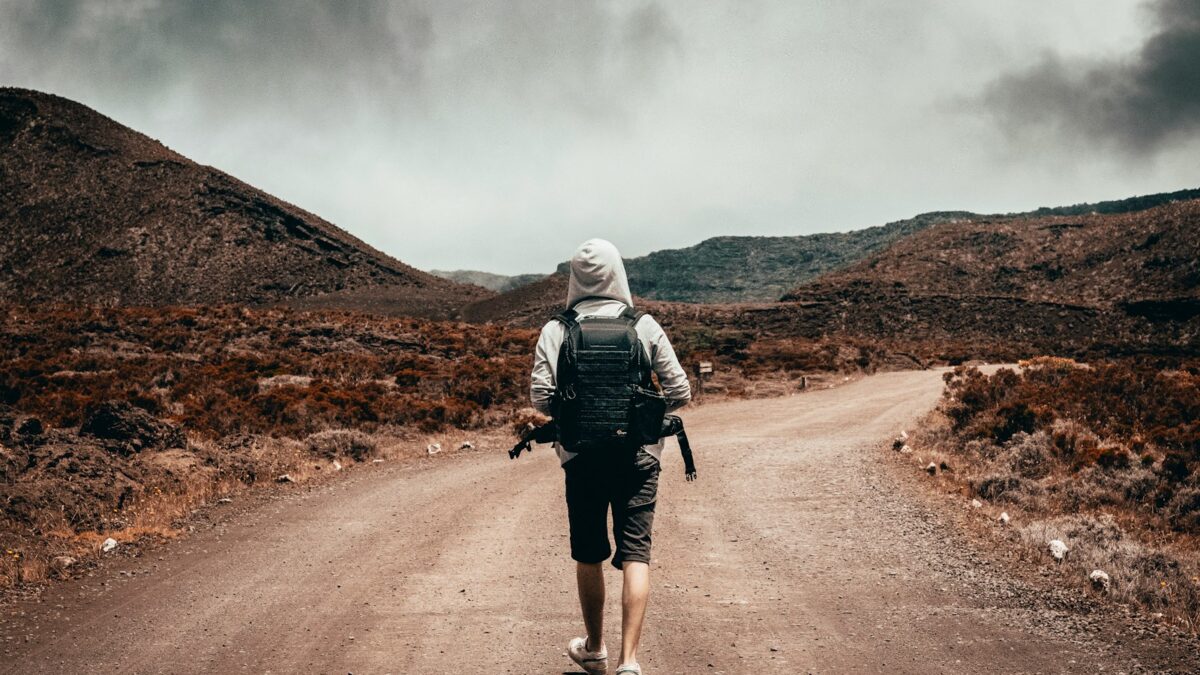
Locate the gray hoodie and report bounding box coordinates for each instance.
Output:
[530,238,692,465]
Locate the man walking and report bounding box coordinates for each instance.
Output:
[531,238,692,675]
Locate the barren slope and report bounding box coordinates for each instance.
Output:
[2,371,1196,673]
[0,88,488,318]
[619,212,968,303]
[459,272,570,324]
[785,196,1200,316]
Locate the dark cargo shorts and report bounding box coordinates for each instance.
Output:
[563,447,660,569]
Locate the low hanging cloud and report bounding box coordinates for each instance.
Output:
[0,0,681,129]
[982,0,1200,156]
[2,1,1195,274]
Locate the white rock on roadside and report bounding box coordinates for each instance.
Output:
[998,512,1011,525]
[925,462,938,476]
[101,538,119,553]
[459,441,475,451]
[372,459,385,464]
[1089,569,1111,591]
[900,444,913,454]
[900,430,909,440]
[275,474,294,483]
[1049,539,1069,560]
[970,499,983,509]
[332,460,343,471]
[426,443,441,455]
[217,497,233,504]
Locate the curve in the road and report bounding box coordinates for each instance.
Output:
[3,370,1197,673]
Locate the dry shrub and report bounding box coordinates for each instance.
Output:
[927,358,1200,628]
[1005,431,1054,479]
[1017,514,1200,629]
[973,473,1027,502]
[668,321,890,384]
[941,360,1200,532]
[305,429,377,461]
[1166,487,1200,533]
[0,305,539,439]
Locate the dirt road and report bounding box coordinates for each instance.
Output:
[3,370,1197,673]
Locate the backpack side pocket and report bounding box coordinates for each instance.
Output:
[629,385,667,446]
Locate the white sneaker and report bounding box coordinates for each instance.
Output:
[568,636,608,674]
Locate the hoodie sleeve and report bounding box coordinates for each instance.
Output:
[530,320,564,415]
[639,315,692,411]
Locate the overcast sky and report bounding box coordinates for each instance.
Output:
[2,0,1198,274]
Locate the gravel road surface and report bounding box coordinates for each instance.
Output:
[3,370,1197,673]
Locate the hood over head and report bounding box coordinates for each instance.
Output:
[566,238,633,308]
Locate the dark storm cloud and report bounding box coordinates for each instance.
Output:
[982,0,1200,155]
[2,1,1194,274]
[2,1,430,126]
[0,0,679,126]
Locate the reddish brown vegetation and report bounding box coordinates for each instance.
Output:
[942,359,1200,521]
[785,198,1200,310]
[0,304,537,438]
[921,359,1200,628]
[0,304,539,590]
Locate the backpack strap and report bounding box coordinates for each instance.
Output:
[551,308,578,327]
[619,305,645,325]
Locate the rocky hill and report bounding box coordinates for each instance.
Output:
[0,88,489,318]
[459,212,969,318]
[459,273,570,325]
[784,194,1200,319]
[461,187,1200,308]
[616,212,970,303]
[462,190,1200,358]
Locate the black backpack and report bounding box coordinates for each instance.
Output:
[551,305,667,453]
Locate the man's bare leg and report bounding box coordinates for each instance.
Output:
[619,561,650,666]
[576,562,606,652]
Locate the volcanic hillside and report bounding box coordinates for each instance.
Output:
[457,212,971,323]
[0,89,489,318]
[784,193,1200,318]
[618,212,970,303]
[466,190,1200,359]
[460,273,571,325]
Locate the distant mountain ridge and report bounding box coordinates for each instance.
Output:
[0,88,488,318]
[1019,188,1200,217]
[450,212,967,304]
[462,187,1200,342]
[613,212,970,303]
[430,269,546,293]
[460,188,1200,306]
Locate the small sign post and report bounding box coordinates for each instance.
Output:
[694,361,713,397]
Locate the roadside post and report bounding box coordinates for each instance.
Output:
[694,360,713,398]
